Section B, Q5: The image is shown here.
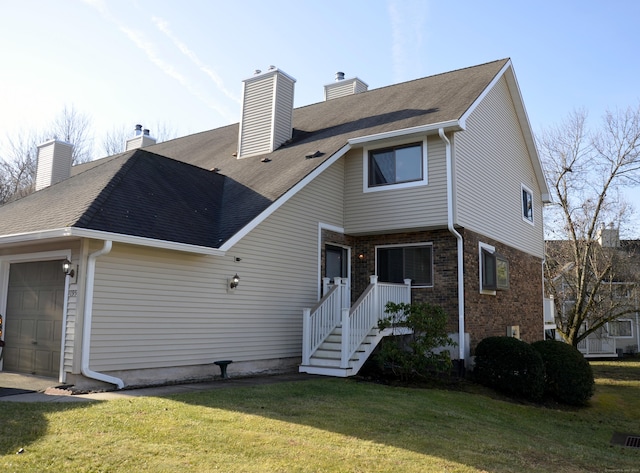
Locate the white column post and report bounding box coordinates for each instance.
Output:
[340,307,350,368]
[403,278,412,304]
[302,308,311,365]
[322,277,331,296]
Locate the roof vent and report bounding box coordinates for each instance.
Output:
[324,73,368,101]
[125,125,157,151]
[35,139,73,190]
[238,67,296,159]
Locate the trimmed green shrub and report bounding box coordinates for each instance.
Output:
[376,302,455,381]
[531,340,595,405]
[474,336,545,402]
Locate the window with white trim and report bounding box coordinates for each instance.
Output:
[363,139,428,192]
[376,243,433,287]
[480,243,509,293]
[522,184,534,224]
[608,319,633,337]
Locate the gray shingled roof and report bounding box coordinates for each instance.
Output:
[0,59,509,249]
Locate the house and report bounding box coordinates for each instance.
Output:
[0,59,550,389]
[545,228,640,357]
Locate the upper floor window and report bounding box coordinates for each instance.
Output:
[376,243,433,287]
[522,184,534,224]
[364,141,427,192]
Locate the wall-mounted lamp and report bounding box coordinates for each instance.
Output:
[228,273,240,293]
[62,259,75,278]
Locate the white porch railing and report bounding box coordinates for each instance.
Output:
[577,336,617,357]
[301,277,349,366]
[340,276,411,368]
[302,275,411,371]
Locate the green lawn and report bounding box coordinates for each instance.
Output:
[1,360,639,472]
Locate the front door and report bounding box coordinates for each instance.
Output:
[325,244,348,281]
[3,260,65,377]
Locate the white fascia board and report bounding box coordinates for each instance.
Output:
[347,120,463,146]
[0,228,225,256]
[219,143,352,252]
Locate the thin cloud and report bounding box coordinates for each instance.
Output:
[388,0,428,83]
[152,16,240,104]
[81,0,236,121]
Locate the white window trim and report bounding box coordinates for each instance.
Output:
[375,242,433,288]
[363,137,428,193]
[479,242,497,295]
[607,319,634,338]
[521,183,534,226]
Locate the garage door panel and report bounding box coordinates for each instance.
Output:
[35,349,57,374]
[37,320,54,343]
[4,260,65,377]
[22,290,38,310]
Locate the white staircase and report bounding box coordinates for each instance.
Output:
[299,276,411,377]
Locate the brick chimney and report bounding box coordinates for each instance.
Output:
[324,72,368,101]
[35,139,73,190]
[237,66,296,158]
[125,124,157,151]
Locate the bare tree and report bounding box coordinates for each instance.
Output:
[539,106,640,346]
[50,105,94,165]
[1,107,179,204]
[100,122,178,157]
[0,105,94,204]
[101,125,130,157]
[0,130,42,204]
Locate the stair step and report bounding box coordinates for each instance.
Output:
[299,364,353,377]
[314,349,340,359]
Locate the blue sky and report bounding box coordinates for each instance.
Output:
[1,0,639,232]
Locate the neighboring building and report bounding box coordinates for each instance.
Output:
[0,59,550,389]
[545,228,640,357]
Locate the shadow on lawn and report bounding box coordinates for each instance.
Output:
[169,376,638,473]
[0,402,97,456]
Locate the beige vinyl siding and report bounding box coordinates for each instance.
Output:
[238,70,295,158]
[88,160,345,371]
[273,74,294,150]
[35,140,73,190]
[325,78,368,100]
[344,135,448,234]
[239,78,274,157]
[63,283,77,372]
[454,76,544,257]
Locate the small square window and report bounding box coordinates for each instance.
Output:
[522,185,534,223]
[369,143,423,187]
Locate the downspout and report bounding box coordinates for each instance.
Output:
[439,128,466,371]
[81,240,124,389]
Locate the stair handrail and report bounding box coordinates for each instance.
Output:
[341,276,411,368]
[302,277,347,365]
